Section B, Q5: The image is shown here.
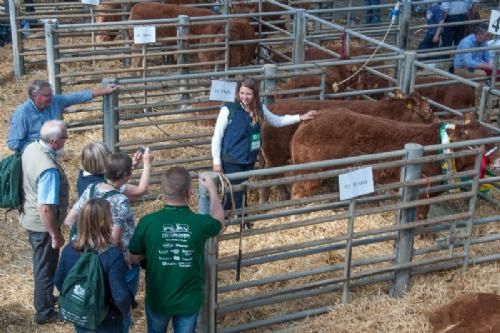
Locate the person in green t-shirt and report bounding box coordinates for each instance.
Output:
[128,167,224,333]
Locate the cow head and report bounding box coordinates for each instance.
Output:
[404,92,435,122]
[386,90,435,122]
[231,2,256,14]
[446,121,500,172]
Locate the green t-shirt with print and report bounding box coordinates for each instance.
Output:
[128,205,221,315]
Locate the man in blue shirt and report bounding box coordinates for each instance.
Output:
[454,23,492,78]
[7,80,118,153]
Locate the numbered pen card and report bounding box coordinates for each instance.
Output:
[133,26,156,44]
[489,10,500,35]
[209,80,237,102]
[339,166,375,201]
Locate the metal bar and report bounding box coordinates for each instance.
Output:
[462,152,483,272]
[198,171,218,333]
[102,77,119,152]
[342,199,355,304]
[391,144,423,297]
[292,9,305,65]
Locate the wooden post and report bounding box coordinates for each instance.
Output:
[45,20,61,94]
[390,143,423,298]
[9,0,23,77]
[199,172,219,333]
[102,77,119,153]
[292,9,305,65]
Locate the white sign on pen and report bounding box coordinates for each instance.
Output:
[488,10,500,35]
[81,0,99,5]
[209,80,237,102]
[339,166,374,201]
[134,26,156,44]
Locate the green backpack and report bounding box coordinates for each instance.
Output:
[59,247,112,330]
[0,153,22,209]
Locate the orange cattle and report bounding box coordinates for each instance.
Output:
[128,3,255,68]
[289,109,499,219]
[259,92,436,203]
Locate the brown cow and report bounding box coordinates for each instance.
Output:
[96,0,210,42]
[95,2,129,42]
[196,19,256,68]
[429,293,500,333]
[279,66,357,98]
[415,76,477,113]
[259,92,436,203]
[278,44,391,98]
[232,2,287,31]
[128,3,255,69]
[289,109,499,218]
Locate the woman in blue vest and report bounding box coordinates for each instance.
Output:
[211,78,317,215]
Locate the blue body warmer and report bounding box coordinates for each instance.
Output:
[221,102,261,164]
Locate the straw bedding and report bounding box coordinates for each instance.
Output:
[1,19,500,332]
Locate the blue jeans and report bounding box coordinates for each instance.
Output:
[364,0,381,24]
[145,304,198,333]
[123,264,140,333]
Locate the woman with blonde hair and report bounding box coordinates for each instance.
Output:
[76,141,153,201]
[55,198,131,332]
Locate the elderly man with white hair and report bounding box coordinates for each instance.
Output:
[20,119,70,325]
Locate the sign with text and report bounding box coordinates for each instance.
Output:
[81,0,99,5]
[339,167,374,200]
[209,80,237,102]
[133,26,156,44]
[489,10,500,35]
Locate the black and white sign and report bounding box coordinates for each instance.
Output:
[134,26,156,44]
[489,10,500,35]
[209,80,237,102]
[339,167,374,200]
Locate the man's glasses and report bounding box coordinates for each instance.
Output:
[37,91,53,97]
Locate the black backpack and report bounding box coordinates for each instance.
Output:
[59,246,113,329]
[0,153,23,209]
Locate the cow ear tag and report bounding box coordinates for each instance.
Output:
[332,82,339,93]
[406,102,413,110]
[464,119,471,125]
